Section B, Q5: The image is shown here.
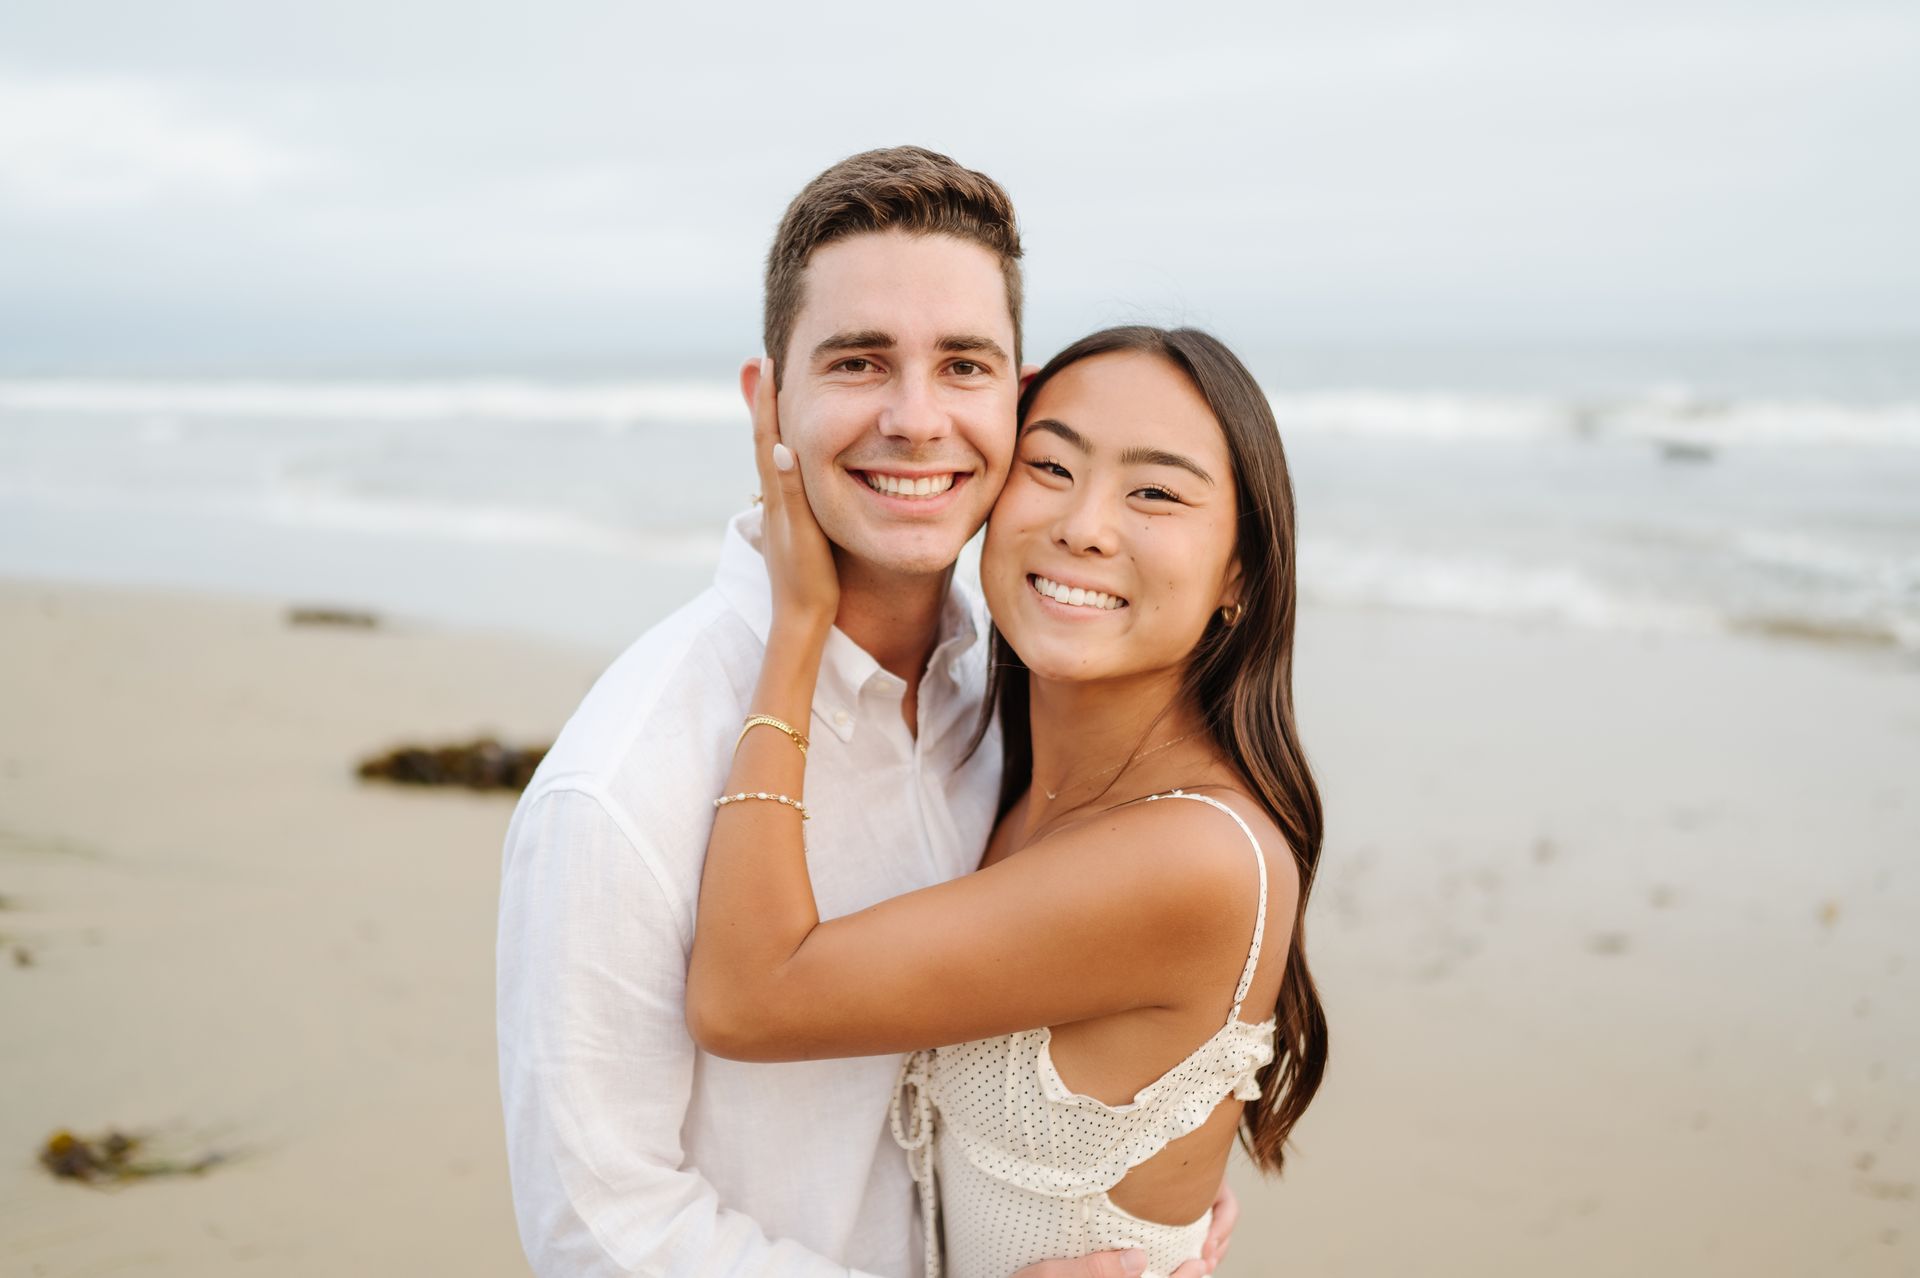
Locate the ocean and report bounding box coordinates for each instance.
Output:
[3,340,1917,656]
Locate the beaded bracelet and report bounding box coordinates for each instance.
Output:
[713,790,810,820]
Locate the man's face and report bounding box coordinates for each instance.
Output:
[775,229,1018,580]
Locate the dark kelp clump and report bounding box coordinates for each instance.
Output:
[287,606,380,629]
[356,737,548,792]
[39,1128,227,1184]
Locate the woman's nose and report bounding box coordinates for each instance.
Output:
[1053,489,1117,556]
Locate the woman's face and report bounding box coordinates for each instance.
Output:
[982,349,1241,686]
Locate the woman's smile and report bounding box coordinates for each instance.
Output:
[1027,572,1129,612]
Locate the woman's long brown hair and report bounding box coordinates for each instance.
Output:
[966,326,1328,1174]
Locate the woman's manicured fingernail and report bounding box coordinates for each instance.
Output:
[772,442,794,472]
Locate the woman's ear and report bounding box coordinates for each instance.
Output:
[1218,557,1244,613]
[1019,363,1041,394]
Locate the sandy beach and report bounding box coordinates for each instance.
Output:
[2,578,1915,1276]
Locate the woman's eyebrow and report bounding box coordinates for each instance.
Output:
[1022,419,1215,486]
[1021,419,1089,451]
[1119,445,1215,486]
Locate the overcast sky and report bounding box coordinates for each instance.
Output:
[1,0,1916,371]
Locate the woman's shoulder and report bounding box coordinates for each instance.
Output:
[1019,783,1298,934]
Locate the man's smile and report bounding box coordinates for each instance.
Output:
[848,467,973,510]
[857,470,958,498]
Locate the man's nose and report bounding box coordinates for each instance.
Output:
[875,371,952,445]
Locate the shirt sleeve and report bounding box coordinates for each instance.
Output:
[497,784,890,1278]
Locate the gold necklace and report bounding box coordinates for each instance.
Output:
[1041,730,1203,801]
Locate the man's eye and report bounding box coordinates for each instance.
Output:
[951,360,985,376]
[834,357,875,373]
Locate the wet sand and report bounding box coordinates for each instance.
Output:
[1,580,1914,1275]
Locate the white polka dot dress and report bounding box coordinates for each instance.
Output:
[890,791,1278,1278]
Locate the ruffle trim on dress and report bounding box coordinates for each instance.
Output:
[1032,1022,1276,1114]
[928,1021,1277,1199]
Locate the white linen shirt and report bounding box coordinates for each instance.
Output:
[498,507,1000,1277]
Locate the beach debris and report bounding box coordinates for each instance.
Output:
[1531,836,1558,865]
[1817,900,1843,929]
[1647,884,1676,908]
[1586,931,1631,956]
[1855,1178,1915,1202]
[1656,439,1716,464]
[356,737,548,792]
[287,606,380,629]
[12,943,31,967]
[37,1128,227,1184]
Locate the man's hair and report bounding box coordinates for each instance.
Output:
[763,146,1023,386]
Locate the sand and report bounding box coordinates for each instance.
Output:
[1,579,1914,1276]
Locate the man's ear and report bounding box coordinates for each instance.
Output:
[1019,363,1041,395]
[739,356,767,412]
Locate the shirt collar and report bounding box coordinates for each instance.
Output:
[713,506,986,744]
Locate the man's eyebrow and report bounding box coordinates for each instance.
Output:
[811,330,896,360]
[939,334,1011,364]
[1022,419,1216,486]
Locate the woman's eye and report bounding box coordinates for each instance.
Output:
[1026,459,1070,480]
[1134,485,1180,503]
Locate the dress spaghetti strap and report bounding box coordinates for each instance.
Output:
[1140,789,1270,1025]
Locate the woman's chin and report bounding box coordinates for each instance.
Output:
[1000,634,1110,685]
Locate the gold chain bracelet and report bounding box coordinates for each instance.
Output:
[738,714,809,757]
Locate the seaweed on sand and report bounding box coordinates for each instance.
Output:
[356,736,549,792]
[287,606,379,628]
[38,1128,229,1184]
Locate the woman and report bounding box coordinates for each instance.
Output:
[686,327,1326,1278]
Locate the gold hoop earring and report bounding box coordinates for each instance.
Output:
[1219,602,1244,626]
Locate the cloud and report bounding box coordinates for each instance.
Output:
[0,2,1916,366]
[0,73,320,211]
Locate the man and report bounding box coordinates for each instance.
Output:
[497,146,1231,1278]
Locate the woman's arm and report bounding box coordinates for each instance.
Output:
[688,794,1280,1061]
[682,355,839,1053]
[683,361,1294,1062]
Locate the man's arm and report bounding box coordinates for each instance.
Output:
[498,783,873,1277]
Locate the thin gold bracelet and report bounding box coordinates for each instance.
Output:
[712,791,810,820]
[738,714,809,757]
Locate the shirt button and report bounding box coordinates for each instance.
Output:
[833,710,852,729]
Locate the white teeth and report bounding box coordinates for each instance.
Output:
[864,472,955,498]
[1030,575,1126,610]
